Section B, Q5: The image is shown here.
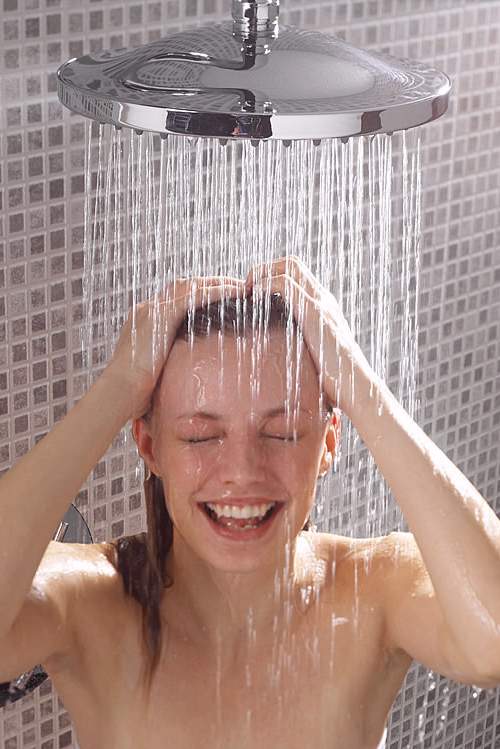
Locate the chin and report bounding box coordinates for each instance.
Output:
[184,501,307,571]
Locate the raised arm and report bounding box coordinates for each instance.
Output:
[0,276,245,679]
[245,255,500,686]
[0,368,132,641]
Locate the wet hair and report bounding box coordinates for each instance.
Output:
[106,292,334,697]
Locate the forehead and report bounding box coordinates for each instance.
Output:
[160,329,319,415]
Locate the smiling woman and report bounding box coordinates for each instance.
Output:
[3,251,499,749]
[106,290,338,696]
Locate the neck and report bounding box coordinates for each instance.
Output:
[160,531,313,669]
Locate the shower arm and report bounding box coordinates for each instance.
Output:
[119,0,279,95]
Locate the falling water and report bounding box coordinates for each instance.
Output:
[80,124,426,746]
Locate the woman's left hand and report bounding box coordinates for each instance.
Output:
[245,256,376,417]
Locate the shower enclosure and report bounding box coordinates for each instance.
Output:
[0,1,499,747]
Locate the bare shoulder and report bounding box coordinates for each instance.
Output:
[0,540,125,679]
[360,530,433,600]
[311,530,415,595]
[37,539,119,582]
[41,534,152,577]
[317,529,415,561]
[34,540,122,619]
[41,538,114,562]
[306,529,388,565]
[33,538,145,696]
[34,539,128,634]
[300,530,357,558]
[348,530,421,576]
[297,530,375,597]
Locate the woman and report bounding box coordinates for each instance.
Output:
[0,256,499,749]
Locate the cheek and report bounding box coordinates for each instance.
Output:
[164,443,208,485]
[269,442,319,485]
[291,440,325,485]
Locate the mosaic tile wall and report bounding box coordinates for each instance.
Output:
[1,0,500,747]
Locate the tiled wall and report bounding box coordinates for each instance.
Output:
[1,0,500,747]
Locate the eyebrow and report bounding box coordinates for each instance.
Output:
[175,407,313,421]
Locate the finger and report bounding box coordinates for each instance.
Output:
[142,284,244,324]
[154,277,245,304]
[246,255,313,280]
[158,282,246,310]
[253,273,318,325]
[178,276,244,291]
[147,283,247,352]
[189,277,246,295]
[248,271,314,302]
[184,282,246,306]
[159,276,244,292]
[246,256,319,300]
[182,276,244,289]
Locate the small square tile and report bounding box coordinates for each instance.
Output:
[46,13,61,34]
[25,16,40,37]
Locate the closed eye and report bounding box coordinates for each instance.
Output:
[182,436,300,444]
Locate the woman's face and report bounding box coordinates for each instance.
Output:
[134,327,339,572]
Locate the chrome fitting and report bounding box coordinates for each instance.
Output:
[232,0,279,41]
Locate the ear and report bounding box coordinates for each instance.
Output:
[318,410,341,477]
[131,418,161,477]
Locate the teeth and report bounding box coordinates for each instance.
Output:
[206,502,276,519]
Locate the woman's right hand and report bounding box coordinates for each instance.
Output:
[103,277,245,420]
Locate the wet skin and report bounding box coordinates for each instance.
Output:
[43,329,410,748]
[44,532,407,749]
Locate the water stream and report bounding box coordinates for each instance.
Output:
[77,125,446,746]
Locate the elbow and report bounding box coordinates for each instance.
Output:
[469,639,500,689]
[467,671,500,689]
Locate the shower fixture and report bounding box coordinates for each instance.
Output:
[57,0,451,141]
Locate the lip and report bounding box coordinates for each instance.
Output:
[197,498,285,507]
[197,501,284,541]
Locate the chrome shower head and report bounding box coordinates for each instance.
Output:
[57,0,451,141]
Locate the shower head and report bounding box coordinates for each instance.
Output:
[57,0,451,141]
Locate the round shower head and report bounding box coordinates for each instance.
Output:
[57,16,451,141]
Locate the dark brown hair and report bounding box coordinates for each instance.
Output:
[106,292,330,696]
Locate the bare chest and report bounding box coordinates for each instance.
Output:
[52,594,407,749]
[140,631,384,749]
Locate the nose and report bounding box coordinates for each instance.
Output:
[216,434,265,486]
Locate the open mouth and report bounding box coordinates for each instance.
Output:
[202,502,280,527]
[198,501,284,537]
